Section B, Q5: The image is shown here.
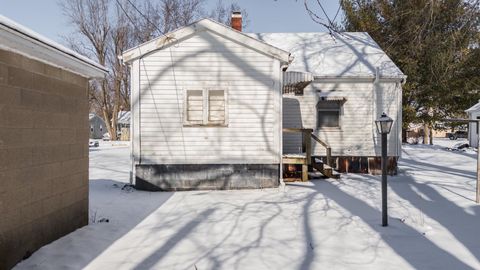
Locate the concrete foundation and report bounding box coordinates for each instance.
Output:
[135,164,280,191]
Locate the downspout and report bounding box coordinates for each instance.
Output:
[373,67,380,156]
[118,55,134,186]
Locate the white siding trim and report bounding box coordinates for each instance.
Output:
[122,19,291,64]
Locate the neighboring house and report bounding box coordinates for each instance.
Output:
[466,101,480,147]
[89,113,107,139]
[117,110,131,141]
[0,16,107,269]
[121,13,404,191]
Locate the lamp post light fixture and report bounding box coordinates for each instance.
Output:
[375,112,393,227]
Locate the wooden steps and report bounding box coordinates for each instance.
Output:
[312,157,340,179]
[281,128,340,182]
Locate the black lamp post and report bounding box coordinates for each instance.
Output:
[375,112,393,227]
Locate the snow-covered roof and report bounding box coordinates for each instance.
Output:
[122,18,292,65]
[466,101,480,113]
[248,32,405,80]
[117,111,131,124]
[0,15,107,78]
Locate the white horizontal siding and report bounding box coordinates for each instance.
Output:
[283,79,402,157]
[136,30,280,164]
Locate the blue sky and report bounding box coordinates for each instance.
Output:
[0,0,341,44]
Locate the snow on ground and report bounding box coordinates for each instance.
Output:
[14,139,480,270]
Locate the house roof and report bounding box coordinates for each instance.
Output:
[0,15,107,78]
[121,18,292,65]
[248,32,405,80]
[466,101,480,113]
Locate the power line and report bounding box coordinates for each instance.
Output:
[123,0,166,37]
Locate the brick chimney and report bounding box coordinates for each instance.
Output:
[231,11,242,32]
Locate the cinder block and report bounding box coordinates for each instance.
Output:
[8,66,33,90]
[61,158,88,176]
[20,202,44,224]
[69,144,85,160]
[5,185,32,210]
[60,129,76,144]
[40,93,64,113]
[31,177,53,202]
[62,71,87,87]
[0,128,25,149]
[0,86,21,107]
[1,107,36,129]
[0,64,8,85]
[20,57,46,75]
[0,149,6,171]
[0,49,22,67]
[62,98,78,114]
[20,88,43,109]
[41,194,62,216]
[6,147,33,170]
[44,65,63,81]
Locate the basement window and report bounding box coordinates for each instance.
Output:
[317,101,342,128]
[184,89,227,126]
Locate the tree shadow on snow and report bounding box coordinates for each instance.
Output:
[289,180,477,270]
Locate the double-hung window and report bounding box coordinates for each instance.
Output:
[184,88,227,126]
[317,100,342,128]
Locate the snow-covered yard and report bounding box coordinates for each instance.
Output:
[14,139,480,270]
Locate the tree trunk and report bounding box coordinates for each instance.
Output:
[423,124,428,144]
[429,125,433,145]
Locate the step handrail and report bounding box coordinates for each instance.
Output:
[310,133,333,167]
[282,128,333,168]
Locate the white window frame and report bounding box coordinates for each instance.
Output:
[183,87,228,127]
[316,100,342,130]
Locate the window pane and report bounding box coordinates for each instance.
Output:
[318,111,339,127]
[208,90,225,124]
[186,90,203,124]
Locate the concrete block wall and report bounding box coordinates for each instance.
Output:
[0,49,90,270]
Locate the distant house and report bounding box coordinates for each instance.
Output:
[89,113,107,139]
[466,101,480,147]
[0,15,107,269]
[117,110,130,141]
[121,13,405,191]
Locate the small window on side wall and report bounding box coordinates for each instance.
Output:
[317,101,341,128]
[184,89,227,126]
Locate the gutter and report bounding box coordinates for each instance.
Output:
[0,18,108,77]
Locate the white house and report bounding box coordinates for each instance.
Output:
[466,101,480,147]
[251,32,405,174]
[121,14,405,190]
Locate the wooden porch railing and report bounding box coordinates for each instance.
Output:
[283,128,333,181]
[283,128,332,166]
[310,133,332,167]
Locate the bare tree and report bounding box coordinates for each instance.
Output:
[305,0,342,33]
[60,0,118,138]
[60,0,248,140]
[209,0,249,29]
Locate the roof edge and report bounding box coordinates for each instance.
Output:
[0,15,107,78]
[121,18,291,64]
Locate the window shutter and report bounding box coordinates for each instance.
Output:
[186,90,204,125]
[208,90,225,124]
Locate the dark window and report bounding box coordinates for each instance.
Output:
[317,101,341,128]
